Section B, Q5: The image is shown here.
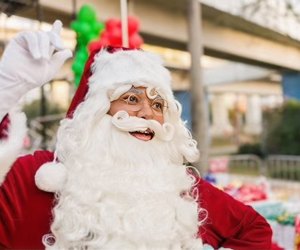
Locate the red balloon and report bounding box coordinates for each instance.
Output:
[89,31,110,50]
[88,40,102,52]
[129,33,143,48]
[100,37,110,46]
[128,16,139,35]
[108,27,122,46]
[106,18,121,32]
[99,31,109,40]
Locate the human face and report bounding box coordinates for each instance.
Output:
[108,86,167,141]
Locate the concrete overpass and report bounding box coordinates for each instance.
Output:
[5,0,300,72]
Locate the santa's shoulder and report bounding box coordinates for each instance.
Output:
[1,150,54,187]
[19,150,54,166]
[0,150,55,247]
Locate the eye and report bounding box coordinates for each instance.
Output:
[123,94,139,105]
[152,99,165,112]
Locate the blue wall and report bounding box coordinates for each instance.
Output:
[174,91,191,129]
[282,72,300,100]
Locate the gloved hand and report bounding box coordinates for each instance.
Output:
[0,20,73,121]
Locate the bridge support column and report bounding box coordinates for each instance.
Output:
[244,94,262,135]
[210,93,234,136]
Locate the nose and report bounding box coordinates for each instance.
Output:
[136,100,154,120]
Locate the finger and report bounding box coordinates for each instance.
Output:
[38,31,50,60]
[49,49,73,72]
[51,20,62,35]
[48,32,64,50]
[23,32,41,59]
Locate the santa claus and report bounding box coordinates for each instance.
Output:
[0,21,272,249]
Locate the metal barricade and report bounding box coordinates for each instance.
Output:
[209,154,300,181]
[266,155,300,181]
[209,154,263,176]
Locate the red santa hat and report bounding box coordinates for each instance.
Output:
[35,46,178,192]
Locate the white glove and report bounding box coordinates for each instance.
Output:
[0,20,73,121]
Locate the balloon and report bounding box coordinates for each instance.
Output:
[71,4,104,88]
[88,40,104,52]
[129,33,143,48]
[75,76,81,87]
[78,5,97,23]
[87,33,98,43]
[128,16,139,35]
[93,16,144,49]
[108,27,122,46]
[92,22,105,34]
[100,37,110,46]
[70,21,79,31]
[101,31,109,40]
[106,18,121,32]
[78,22,92,34]
[76,48,88,61]
[72,61,82,74]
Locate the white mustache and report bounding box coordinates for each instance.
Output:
[111,111,175,141]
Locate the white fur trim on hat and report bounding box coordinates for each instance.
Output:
[35,161,67,193]
[88,49,174,101]
[0,111,27,185]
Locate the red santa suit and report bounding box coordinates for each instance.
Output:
[0,44,272,249]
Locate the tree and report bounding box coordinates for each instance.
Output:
[262,100,300,155]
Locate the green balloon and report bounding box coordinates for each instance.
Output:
[70,21,79,31]
[75,75,81,87]
[77,22,91,34]
[78,5,96,23]
[71,62,81,74]
[92,22,104,34]
[71,4,104,88]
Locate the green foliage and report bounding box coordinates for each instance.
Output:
[237,143,265,158]
[262,100,300,155]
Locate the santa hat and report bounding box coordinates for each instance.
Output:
[67,46,174,118]
[35,46,178,193]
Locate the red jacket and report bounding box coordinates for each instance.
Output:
[0,150,272,250]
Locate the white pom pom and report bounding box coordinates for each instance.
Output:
[35,162,67,193]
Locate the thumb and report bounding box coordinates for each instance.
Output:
[49,49,73,71]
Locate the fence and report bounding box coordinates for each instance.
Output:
[267,155,300,181]
[209,154,300,181]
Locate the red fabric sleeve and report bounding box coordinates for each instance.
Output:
[198,178,272,249]
[0,115,10,140]
[0,150,55,249]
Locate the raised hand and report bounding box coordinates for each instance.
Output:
[0,20,73,121]
[0,20,72,89]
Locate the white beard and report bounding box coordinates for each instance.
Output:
[44,113,203,250]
